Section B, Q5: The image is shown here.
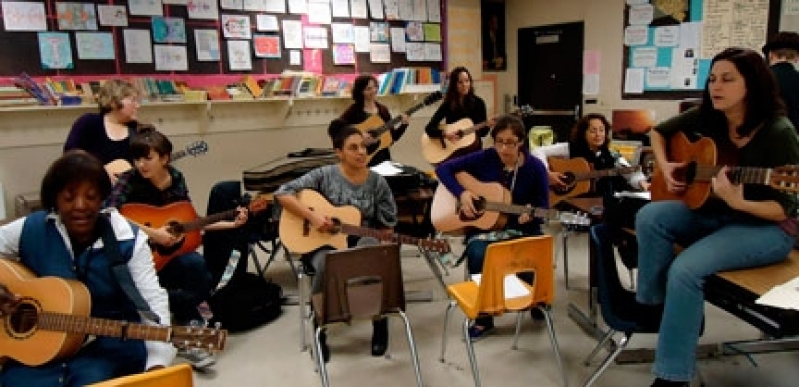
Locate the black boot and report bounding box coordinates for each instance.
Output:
[371,318,388,356]
[651,377,689,387]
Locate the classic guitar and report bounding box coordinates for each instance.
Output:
[548,157,642,204]
[650,131,799,208]
[0,259,226,366]
[120,197,269,270]
[278,189,451,255]
[420,105,533,165]
[105,140,209,177]
[430,172,591,233]
[360,91,443,163]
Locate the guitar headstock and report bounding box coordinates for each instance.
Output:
[513,104,534,118]
[424,91,443,106]
[559,211,591,231]
[185,140,209,157]
[770,166,799,193]
[171,325,228,352]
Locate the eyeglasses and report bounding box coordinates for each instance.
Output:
[494,140,520,149]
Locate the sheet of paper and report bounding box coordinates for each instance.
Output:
[265,0,286,12]
[38,32,74,69]
[3,2,47,31]
[123,29,152,63]
[129,0,163,16]
[290,49,301,65]
[471,274,531,299]
[614,191,651,200]
[331,23,354,43]
[97,5,128,26]
[331,0,349,17]
[195,29,221,61]
[624,68,644,94]
[307,1,331,24]
[756,276,799,311]
[154,44,188,71]
[75,32,115,60]
[256,14,279,31]
[370,161,404,176]
[227,40,252,70]
[353,26,370,52]
[390,27,405,52]
[282,19,304,48]
[350,0,367,18]
[288,0,307,14]
[188,0,219,20]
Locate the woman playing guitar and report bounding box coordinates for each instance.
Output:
[435,114,549,339]
[0,151,175,385]
[636,48,799,387]
[335,74,409,167]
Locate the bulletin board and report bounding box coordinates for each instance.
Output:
[621,0,782,100]
[0,0,445,78]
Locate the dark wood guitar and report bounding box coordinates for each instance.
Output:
[420,105,533,165]
[0,259,226,366]
[120,197,268,270]
[430,172,590,233]
[278,189,451,254]
[360,91,442,164]
[548,157,642,204]
[650,131,799,208]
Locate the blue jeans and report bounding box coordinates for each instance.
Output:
[635,201,794,381]
[159,251,212,325]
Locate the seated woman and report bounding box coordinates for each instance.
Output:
[435,115,549,339]
[532,113,650,198]
[275,125,397,362]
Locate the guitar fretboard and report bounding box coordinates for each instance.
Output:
[369,100,434,140]
[691,165,772,185]
[571,166,641,180]
[481,202,556,219]
[34,311,171,342]
[338,224,448,252]
[172,208,238,234]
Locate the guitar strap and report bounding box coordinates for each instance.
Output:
[99,215,161,324]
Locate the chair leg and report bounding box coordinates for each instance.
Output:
[397,311,424,387]
[298,267,308,352]
[511,311,524,350]
[541,307,568,387]
[628,268,636,290]
[583,332,632,387]
[314,326,330,387]
[439,300,456,362]
[584,328,616,365]
[562,229,571,290]
[462,318,482,387]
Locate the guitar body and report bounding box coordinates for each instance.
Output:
[278,190,362,254]
[548,157,592,204]
[357,115,393,163]
[0,260,90,366]
[420,118,481,164]
[120,201,202,270]
[650,131,717,209]
[431,173,510,233]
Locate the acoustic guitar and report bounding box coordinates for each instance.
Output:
[120,197,269,270]
[0,259,227,366]
[650,131,799,208]
[278,189,451,255]
[105,140,209,177]
[548,157,642,204]
[359,91,443,164]
[430,172,591,233]
[420,105,533,165]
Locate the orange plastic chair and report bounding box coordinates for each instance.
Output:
[439,235,567,387]
[87,364,193,387]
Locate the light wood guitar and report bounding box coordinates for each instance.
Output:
[105,140,209,177]
[120,197,268,270]
[0,259,226,366]
[430,173,591,233]
[360,91,442,164]
[278,189,451,255]
[420,105,532,165]
[548,157,642,204]
[650,131,799,208]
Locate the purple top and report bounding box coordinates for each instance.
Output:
[64,113,138,165]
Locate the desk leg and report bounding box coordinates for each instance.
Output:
[562,229,571,290]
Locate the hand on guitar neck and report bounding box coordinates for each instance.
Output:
[0,283,20,317]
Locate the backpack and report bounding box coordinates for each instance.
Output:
[207,272,284,333]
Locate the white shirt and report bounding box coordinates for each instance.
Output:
[0,208,176,369]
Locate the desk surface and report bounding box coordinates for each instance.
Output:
[717,250,799,296]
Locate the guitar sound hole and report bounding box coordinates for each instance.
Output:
[553,172,577,195]
[8,302,38,336]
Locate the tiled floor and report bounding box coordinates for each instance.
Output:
[191,229,799,387]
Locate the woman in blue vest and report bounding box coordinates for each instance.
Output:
[0,150,175,386]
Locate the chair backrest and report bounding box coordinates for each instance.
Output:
[477,235,554,315]
[87,364,193,387]
[589,224,640,332]
[314,244,405,325]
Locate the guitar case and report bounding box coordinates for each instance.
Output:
[242,148,337,192]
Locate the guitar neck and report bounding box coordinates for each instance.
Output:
[171,150,187,162]
[38,311,171,342]
[693,165,773,185]
[174,208,237,233]
[572,166,640,180]
[481,202,554,220]
[459,122,489,136]
[372,102,428,137]
[339,224,439,250]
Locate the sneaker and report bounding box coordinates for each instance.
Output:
[178,348,216,370]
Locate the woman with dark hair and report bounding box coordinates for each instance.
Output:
[337,74,409,166]
[0,150,174,386]
[532,112,649,196]
[104,126,247,370]
[424,67,490,156]
[275,125,397,362]
[64,79,143,184]
[435,114,549,339]
[636,47,799,387]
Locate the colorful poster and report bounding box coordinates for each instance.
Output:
[154,44,188,71]
[222,14,251,39]
[97,5,128,26]
[75,32,115,60]
[152,17,187,43]
[227,40,252,70]
[56,3,98,30]
[332,43,355,65]
[369,22,388,42]
[3,2,47,31]
[128,0,163,16]
[123,29,152,63]
[303,48,323,72]
[195,29,221,61]
[423,23,441,41]
[187,0,218,20]
[253,35,281,58]
[38,32,73,69]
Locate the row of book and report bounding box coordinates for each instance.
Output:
[377,67,443,95]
